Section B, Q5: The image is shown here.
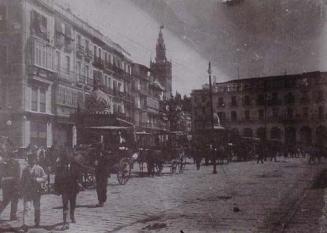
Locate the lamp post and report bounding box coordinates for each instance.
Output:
[208,62,217,174]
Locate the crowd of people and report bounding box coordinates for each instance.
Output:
[0,138,111,231]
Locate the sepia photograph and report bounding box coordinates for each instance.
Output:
[0,0,327,232]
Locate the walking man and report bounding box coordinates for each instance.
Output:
[94,142,109,207]
[54,148,82,230]
[21,152,47,228]
[0,138,20,221]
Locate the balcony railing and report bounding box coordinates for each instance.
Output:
[104,62,114,72]
[93,57,104,69]
[85,48,93,62]
[76,45,85,58]
[77,74,86,84]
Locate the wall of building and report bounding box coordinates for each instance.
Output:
[192,72,327,146]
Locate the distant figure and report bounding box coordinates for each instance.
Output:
[54,148,82,230]
[21,153,47,228]
[94,142,109,207]
[0,138,20,221]
[257,143,265,164]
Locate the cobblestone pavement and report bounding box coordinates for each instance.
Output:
[0,157,325,233]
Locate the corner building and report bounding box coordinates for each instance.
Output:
[191,71,327,146]
[0,0,133,148]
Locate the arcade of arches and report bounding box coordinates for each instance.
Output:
[235,126,327,145]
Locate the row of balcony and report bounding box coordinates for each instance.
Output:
[196,113,326,126]
[139,121,167,130]
[76,45,93,62]
[216,98,325,108]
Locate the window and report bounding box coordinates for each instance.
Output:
[93,45,97,57]
[231,96,237,106]
[243,95,251,106]
[0,46,7,71]
[284,92,295,104]
[31,88,38,111]
[0,5,6,32]
[319,106,324,119]
[217,112,226,123]
[245,110,250,120]
[65,56,70,74]
[287,108,293,119]
[31,10,48,40]
[39,89,46,113]
[85,40,89,50]
[218,97,224,107]
[108,77,111,88]
[303,107,309,119]
[257,94,265,105]
[56,51,60,71]
[98,48,101,58]
[113,80,117,92]
[31,121,47,147]
[231,111,237,122]
[77,35,81,46]
[85,65,89,79]
[258,109,264,120]
[34,40,53,70]
[77,61,82,80]
[272,108,279,119]
[57,86,77,107]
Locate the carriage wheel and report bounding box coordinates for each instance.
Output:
[117,158,132,185]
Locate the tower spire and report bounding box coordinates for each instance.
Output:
[156,25,166,63]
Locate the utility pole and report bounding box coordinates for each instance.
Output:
[208,62,217,174]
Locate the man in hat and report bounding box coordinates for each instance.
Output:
[0,137,20,221]
[21,152,47,227]
[54,148,82,230]
[94,142,109,207]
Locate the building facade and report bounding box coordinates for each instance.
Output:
[191,71,327,146]
[132,63,166,134]
[0,0,133,148]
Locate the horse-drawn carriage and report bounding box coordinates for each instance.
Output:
[74,125,136,187]
[135,130,187,176]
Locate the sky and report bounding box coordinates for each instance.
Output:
[57,0,228,95]
[56,0,327,94]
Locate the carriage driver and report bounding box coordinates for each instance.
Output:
[94,141,109,207]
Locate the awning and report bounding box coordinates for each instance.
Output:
[86,126,130,130]
[136,131,151,135]
[117,118,134,127]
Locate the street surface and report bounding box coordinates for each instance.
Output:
[0,157,326,233]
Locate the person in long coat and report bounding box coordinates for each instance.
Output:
[21,152,47,227]
[54,148,82,230]
[94,142,109,207]
[0,141,20,221]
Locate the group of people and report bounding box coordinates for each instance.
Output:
[0,144,47,229]
[0,139,111,231]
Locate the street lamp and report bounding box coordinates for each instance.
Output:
[208,62,217,174]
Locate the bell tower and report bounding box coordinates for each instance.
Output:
[150,26,172,99]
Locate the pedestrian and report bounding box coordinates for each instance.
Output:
[21,152,47,228]
[257,143,265,164]
[94,142,109,207]
[54,148,82,230]
[0,137,20,221]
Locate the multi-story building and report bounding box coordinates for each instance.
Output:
[0,0,133,148]
[150,27,172,100]
[132,63,165,134]
[192,71,327,146]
